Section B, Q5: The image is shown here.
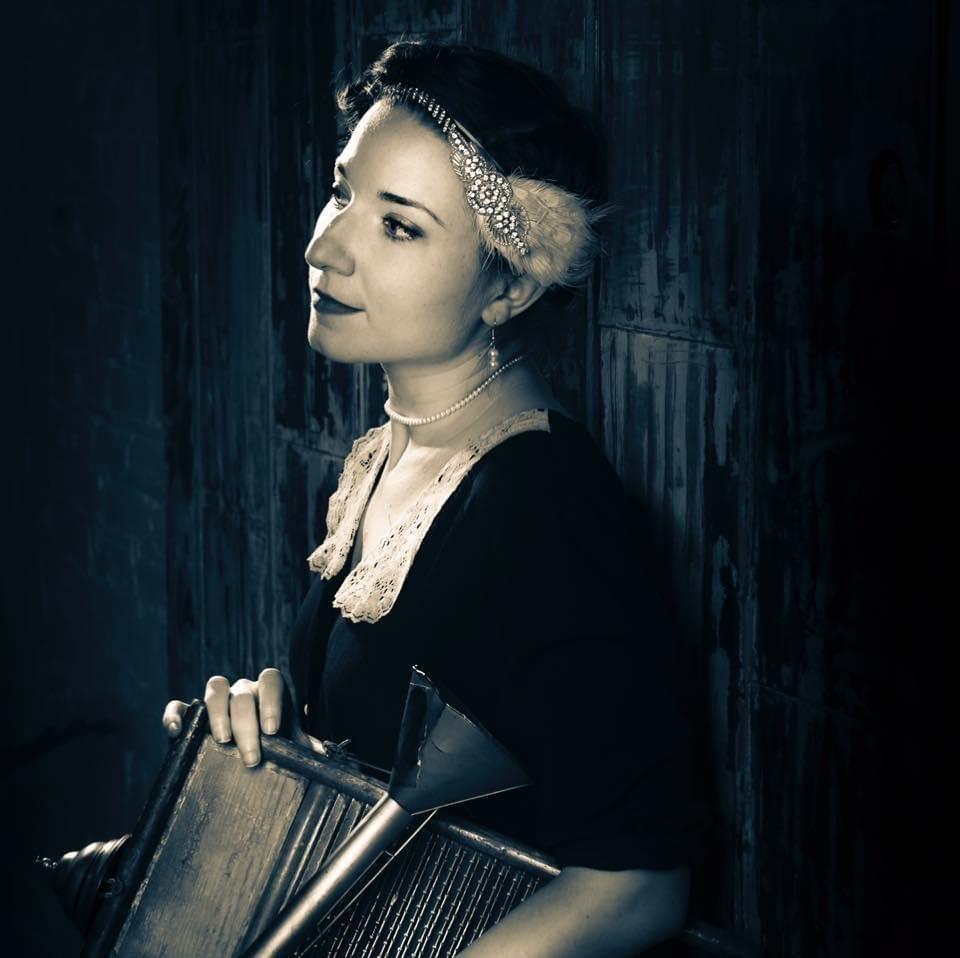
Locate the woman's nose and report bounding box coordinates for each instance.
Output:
[304,214,354,276]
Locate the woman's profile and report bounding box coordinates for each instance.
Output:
[164,38,699,956]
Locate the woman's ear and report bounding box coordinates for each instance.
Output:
[480,274,546,327]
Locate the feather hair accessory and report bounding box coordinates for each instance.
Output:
[381,83,604,288]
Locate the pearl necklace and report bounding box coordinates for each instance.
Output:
[383,354,526,427]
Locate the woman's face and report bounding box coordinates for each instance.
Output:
[304,100,495,366]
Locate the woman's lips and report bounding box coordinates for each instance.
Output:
[313,290,363,314]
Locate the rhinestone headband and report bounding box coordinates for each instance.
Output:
[382,83,531,256]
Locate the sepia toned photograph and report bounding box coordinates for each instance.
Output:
[5,1,955,955]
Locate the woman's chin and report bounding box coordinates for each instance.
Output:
[306,321,326,354]
[308,317,344,357]
[307,320,369,364]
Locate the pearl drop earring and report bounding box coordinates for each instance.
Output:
[488,323,500,369]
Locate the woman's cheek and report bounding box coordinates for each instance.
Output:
[427,251,480,310]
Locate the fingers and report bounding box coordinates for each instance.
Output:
[162,700,189,738]
[257,668,283,735]
[198,670,284,768]
[229,678,261,767]
[204,675,232,743]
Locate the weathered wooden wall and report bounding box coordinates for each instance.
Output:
[9,2,169,954]
[159,2,952,954]
[749,4,947,953]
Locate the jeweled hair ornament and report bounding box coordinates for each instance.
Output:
[381,83,605,289]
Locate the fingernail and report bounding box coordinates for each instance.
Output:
[213,724,231,743]
[167,720,181,736]
[242,752,259,767]
[263,718,278,735]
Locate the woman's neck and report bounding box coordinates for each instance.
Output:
[382,341,526,452]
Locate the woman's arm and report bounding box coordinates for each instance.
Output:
[456,862,690,957]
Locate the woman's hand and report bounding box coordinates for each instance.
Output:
[162,667,284,767]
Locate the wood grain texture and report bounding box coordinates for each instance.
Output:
[599,0,741,344]
[161,0,276,692]
[746,3,940,952]
[161,0,208,701]
[113,742,308,957]
[600,328,739,641]
[751,688,882,958]
[362,0,462,36]
[599,325,746,931]
[750,0,935,706]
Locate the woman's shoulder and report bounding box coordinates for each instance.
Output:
[439,406,638,591]
[462,407,626,512]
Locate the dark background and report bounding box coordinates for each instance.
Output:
[4,1,956,955]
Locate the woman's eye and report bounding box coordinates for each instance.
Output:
[383,215,420,242]
[330,182,349,209]
[325,186,418,243]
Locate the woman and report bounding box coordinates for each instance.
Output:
[165,40,698,956]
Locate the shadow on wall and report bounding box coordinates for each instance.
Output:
[7,1,169,955]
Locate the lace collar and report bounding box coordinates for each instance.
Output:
[306,407,551,624]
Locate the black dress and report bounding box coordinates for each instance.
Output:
[287,407,699,871]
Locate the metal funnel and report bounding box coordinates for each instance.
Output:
[389,665,531,812]
[241,666,530,957]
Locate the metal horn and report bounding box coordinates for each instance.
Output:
[241,666,530,958]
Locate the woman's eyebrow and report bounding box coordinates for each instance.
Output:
[335,161,446,228]
[377,190,446,228]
